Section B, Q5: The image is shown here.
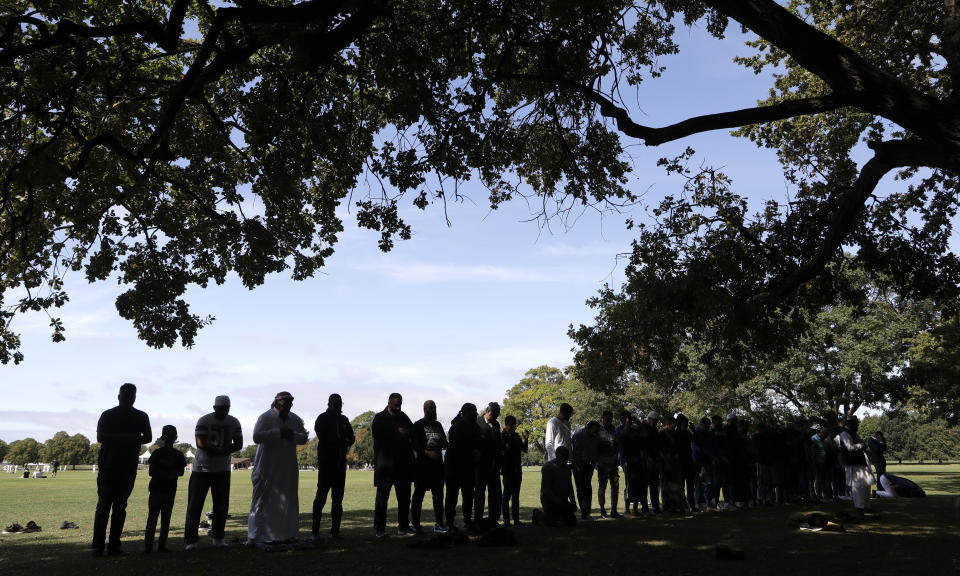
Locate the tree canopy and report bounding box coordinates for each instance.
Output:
[501,364,674,462]
[42,430,90,468]
[346,410,375,467]
[572,257,946,421]
[5,437,41,465]
[2,0,959,366]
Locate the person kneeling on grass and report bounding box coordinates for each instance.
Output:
[536,445,577,527]
[145,425,186,553]
[876,473,926,498]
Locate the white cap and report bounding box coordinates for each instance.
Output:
[214,395,231,407]
[726,412,738,421]
[647,411,659,420]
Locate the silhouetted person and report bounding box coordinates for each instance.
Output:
[185,395,243,550]
[144,425,186,553]
[692,416,718,510]
[674,413,696,512]
[312,393,355,540]
[372,392,416,538]
[868,431,887,484]
[572,420,600,519]
[839,415,872,517]
[445,403,480,531]
[810,425,830,501]
[539,445,577,526]
[617,411,642,514]
[658,415,683,513]
[637,411,661,514]
[411,400,447,533]
[722,413,749,507]
[474,402,503,524]
[247,391,309,544]
[92,382,152,557]
[596,410,621,518]
[753,415,779,506]
[501,415,529,526]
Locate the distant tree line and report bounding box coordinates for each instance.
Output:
[502,366,960,465]
[860,413,960,462]
[0,432,95,468]
[0,431,200,468]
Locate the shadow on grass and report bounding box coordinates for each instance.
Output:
[1,497,958,576]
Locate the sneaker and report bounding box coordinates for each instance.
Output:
[397,526,418,536]
[411,525,425,535]
[610,511,624,519]
[23,521,42,533]
[433,523,449,533]
[211,538,228,548]
[375,529,388,539]
[184,543,198,551]
[3,523,23,534]
[330,531,343,540]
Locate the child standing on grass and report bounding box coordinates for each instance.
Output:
[144,425,187,553]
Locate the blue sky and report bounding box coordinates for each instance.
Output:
[1,24,799,446]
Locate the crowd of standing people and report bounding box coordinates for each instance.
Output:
[90,383,894,557]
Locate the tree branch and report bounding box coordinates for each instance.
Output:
[706,0,954,147]
[943,0,960,98]
[496,72,851,146]
[749,138,957,308]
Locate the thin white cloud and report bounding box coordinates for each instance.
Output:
[535,241,629,258]
[347,262,565,285]
[0,409,100,443]
[338,364,370,383]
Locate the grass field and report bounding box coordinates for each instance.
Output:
[1,464,958,575]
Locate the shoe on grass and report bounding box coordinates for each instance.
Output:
[22,521,42,533]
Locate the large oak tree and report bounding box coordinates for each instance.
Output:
[2,0,958,366]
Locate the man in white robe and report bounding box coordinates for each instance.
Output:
[247,391,309,544]
[838,415,872,517]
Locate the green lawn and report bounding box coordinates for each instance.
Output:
[1,464,958,575]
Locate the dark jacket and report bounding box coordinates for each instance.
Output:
[445,414,480,478]
[501,430,528,472]
[315,410,355,472]
[476,415,503,474]
[372,408,415,485]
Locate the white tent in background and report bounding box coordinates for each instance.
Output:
[185,450,195,460]
[139,449,151,464]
